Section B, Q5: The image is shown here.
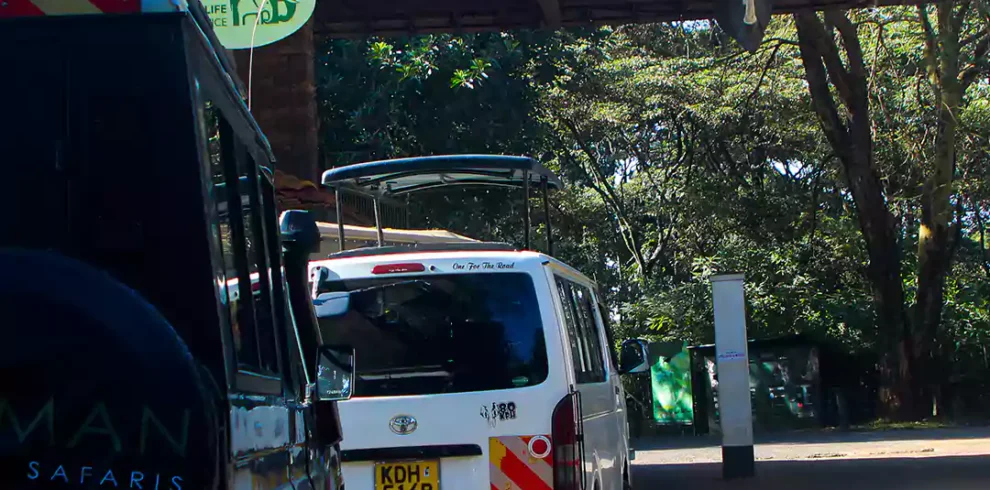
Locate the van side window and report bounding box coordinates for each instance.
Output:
[204,97,282,389]
[204,102,259,373]
[237,150,280,375]
[572,284,606,383]
[556,277,606,384]
[597,299,620,371]
[556,279,588,377]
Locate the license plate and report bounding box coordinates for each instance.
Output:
[374,460,439,490]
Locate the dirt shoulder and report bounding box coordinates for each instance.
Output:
[633,426,990,464]
[632,427,990,490]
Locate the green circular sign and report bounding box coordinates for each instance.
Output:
[201,0,316,50]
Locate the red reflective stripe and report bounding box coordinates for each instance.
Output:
[500,444,552,490]
[0,0,46,17]
[491,485,499,490]
[87,0,139,13]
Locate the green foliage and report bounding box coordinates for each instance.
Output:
[313,10,990,411]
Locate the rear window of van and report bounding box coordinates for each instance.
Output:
[317,272,548,396]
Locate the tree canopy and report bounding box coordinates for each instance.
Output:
[313,6,990,419]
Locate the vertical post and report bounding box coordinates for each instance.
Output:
[541,176,553,256]
[711,273,754,479]
[405,194,411,228]
[335,187,346,252]
[523,171,531,250]
[373,197,384,247]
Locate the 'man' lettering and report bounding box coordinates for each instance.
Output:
[68,403,121,452]
[140,407,190,457]
[0,398,54,444]
[1,399,192,454]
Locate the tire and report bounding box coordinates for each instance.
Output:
[0,248,218,490]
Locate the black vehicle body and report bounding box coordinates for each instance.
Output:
[0,5,346,490]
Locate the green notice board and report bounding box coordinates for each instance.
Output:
[650,341,694,424]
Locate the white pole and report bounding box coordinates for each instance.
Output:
[711,273,754,479]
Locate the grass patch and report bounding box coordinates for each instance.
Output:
[852,419,956,431]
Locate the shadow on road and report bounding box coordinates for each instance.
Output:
[633,454,990,490]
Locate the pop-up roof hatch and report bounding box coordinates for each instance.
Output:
[321,154,563,254]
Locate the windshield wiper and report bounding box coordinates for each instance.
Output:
[360,365,452,380]
[341,279,433,296]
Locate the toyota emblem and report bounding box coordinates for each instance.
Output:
[389,415,417,435]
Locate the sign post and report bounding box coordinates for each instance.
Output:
[710,273,754,479]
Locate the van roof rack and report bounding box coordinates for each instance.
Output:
[322,154,563,195]
[326,242,520,259]
[321,155,563,255]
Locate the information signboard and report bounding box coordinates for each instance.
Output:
[201,0,315,50]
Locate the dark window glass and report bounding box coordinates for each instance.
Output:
[201,101,239,358]
[573,285,606,382]
[318,273,548,397]
[208,107,261,373]
[201,87,283,391]
[556,279,587,375]
[206,117,282,380]
[598,299,620,371]
[556,277,606,384]
[238,154,279,375]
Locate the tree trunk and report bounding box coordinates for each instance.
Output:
[913,1,963,419]
[794,11,917,419]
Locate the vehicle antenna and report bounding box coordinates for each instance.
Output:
[247,0,271,110]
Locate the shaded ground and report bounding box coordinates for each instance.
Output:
[632,427,990,489]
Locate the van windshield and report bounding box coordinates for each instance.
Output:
[317,272,548,396]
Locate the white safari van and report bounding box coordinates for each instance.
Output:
[307,155,651,490]
[309,244,650,490]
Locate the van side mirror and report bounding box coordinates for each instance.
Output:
[314,291,350,318]
[316,344,355,402]
[279,210,321,257]
[619,338,650,375]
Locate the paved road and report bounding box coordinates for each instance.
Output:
[631,427,990,489]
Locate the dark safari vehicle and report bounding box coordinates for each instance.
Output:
[0,1,355,489]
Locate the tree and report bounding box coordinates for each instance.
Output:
[912,0,989,414]
[793,9,916,417]
[790,4,990,418]
[312,17,990,420]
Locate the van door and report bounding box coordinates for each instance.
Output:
[553,277,621,490]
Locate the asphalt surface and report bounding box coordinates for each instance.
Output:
[631,427,990,489]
